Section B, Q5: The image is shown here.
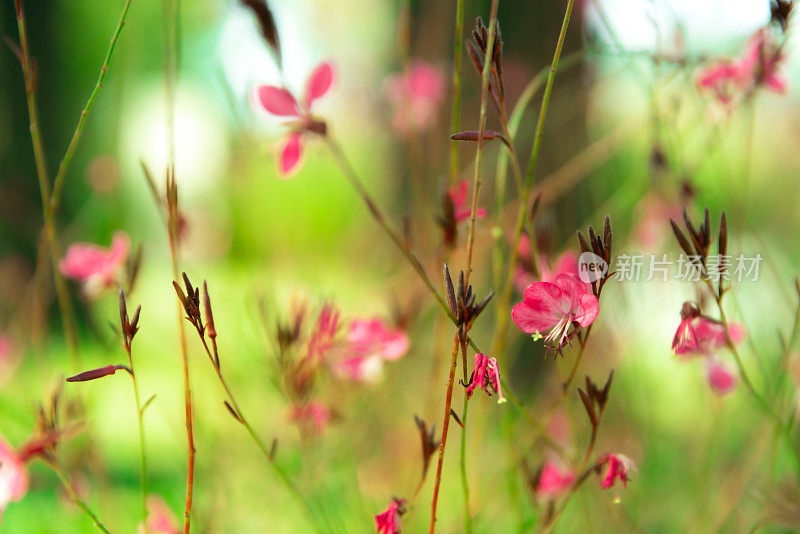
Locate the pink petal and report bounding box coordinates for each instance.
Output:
[304,61,336,108]
[278,133,304,178]
[575,293,599,328]
[512,282,564,333]
[552,252,580,279]
[0,437,29,510]
[537,462,575,498]
[254,85,300,116]
[144,496,180,534]
[707,359,738,395]
[764,72,788,93]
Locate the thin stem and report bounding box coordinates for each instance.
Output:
[429,334,461,533]
[458,396,472,534]
[13,1,79,358]
[125,347,148,532]
[51,463,112,533]
[448,0,465,187]
[49,0,133,213]
[493,0,576,356]
[463,0,499,286]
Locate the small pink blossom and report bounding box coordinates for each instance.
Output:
[336,318,410,382]
[0,437,29,517]
[696,28,787,104]
[464,353,505,403]
[706,358,738,395]
[514,239,580,293]
[672,303,746,357]
[383,61,445,135]
[375,497,405,534]
[512,274,599,352]
[448,180,486,223]
[252,60,336,178]
[291,402,331,435]
[139,496,180,534]
[59,232,129,290]
[598,453,633,490]
[536,461,575,499]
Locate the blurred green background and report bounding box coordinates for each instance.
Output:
[2,0,800,532]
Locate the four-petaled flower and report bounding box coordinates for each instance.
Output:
[696,28,787,105]
[512,274,599,352]
[536,461,575,499]
[672,302,746,357]
[60,232,129,294]
[598,453,633,490]
[383,60,446,136]
[336,319,409,382]
[464,353,505,404]
[449,180,487,223]
[375,497,405,534]
[252,60,336,177]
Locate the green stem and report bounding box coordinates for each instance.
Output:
[52,463,112,533]
[13,1,79,359]
[459,396,472,534]
[126,348,148,532]
[448,0,465,187]
[49,0,133,213]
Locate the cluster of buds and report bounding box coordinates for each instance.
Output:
[414,415,440,482]
[670,207,728,297]
[577,371,613,430]
[771,0,793,33]
[467,17,505,113]
[577,215,614,298]
[442,263,493,334]
[173,273,219,368]
[118,288,141,354]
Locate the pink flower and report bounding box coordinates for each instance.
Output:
[706,358,738,395]
[448,180,486,223]
[375,498,405,534]
[634,195,683,250]
[696,28,787,104]
[290,402,331,436]
[0,437,29,517]
[336,319,409,382]
[598,453,633,490]
[672,303,746,357]
[383,61,445,135]
[514,239,580,293]
[512,274,599,352]
[59,232,129,290]
[252,60,336,177]
[536,461,575,499]
[140,496,180,534]
[464,353,505,404]
[308,304,340,363]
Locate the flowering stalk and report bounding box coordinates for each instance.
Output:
[493,0,576,355]
[12,0,79,358]
[174,275,322,533]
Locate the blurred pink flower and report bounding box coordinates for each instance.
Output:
[291,402,331,435]
[536,461,575,499]
[59,232,129,291]
[598,453,633,490]
[308,304,340,363]
[672,303,746,357]
[384,61,445,135]
[512,274,599,352]
[514,238,580,293]
[375,497,405,534]
[140,496,180,534]
[449,180,486,223]
[634,195,683,250]
[252,60,336,177]
[464,353,505,404]
[0,437,29,517]
[706,358,738,395]
[696,28,787,104]
[336,318,409,382]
